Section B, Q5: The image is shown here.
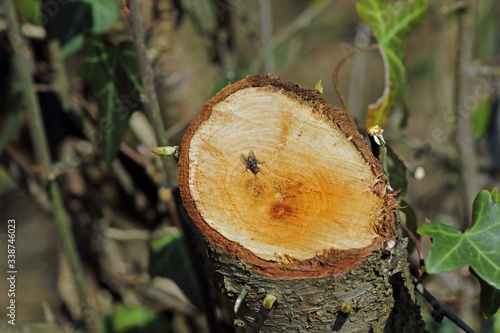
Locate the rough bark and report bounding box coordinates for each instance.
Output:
[178,75,426,332]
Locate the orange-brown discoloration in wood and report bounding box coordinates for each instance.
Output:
[269,202,293,220]
[279,109,292,147]
[178,75,397,278]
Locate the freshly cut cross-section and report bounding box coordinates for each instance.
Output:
[177,75,424,332]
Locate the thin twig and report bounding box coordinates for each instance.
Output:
[143,10,175,33]
[420,294,477,310]
[332,44,379,125]
[413,279,476,333]
[475,65,500,76]
[164,116,196,141]
[104,227,150,241]
[4,1,104,332]
[122,0,177,188]
[248,0,333,74]
[454,3,479,216]
[46,36,80,115]
[120,142,146,166]
[259,0,274,73]
[74,93,98,119]
[122,3,217,331]
[347,24,371,121]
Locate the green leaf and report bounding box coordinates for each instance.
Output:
[149,230,201,308]
[471,97,492,138]
[112,303,157,332]
[190,0,217,33]
[481,285,500,319]
[89,0,119,32]
[111,303,170,333]
[51,0,118,58]
[472,268,500,318]
[356,0,428,128]
[117,41,144,93]
[491,187,500,204]
[315,79,323,94]
[14,0,41,24]
[78,34,143,168]
[418,189,500,290]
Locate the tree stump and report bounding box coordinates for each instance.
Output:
[178,75,426,332]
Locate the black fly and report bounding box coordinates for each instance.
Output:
[240,149,265,178]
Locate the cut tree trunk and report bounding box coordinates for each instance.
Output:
[178,75,426,332]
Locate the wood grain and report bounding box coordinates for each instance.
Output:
[179,75,397,276]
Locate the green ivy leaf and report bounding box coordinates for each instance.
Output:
[471,268,500,318]
[89,0,119,32]
[491,187,500,204]
[356,0,428,128]
[117,41,144,93]
[78,34,143,168]
[51,0,118,58]
[418,189,500,290]
[111,303,169,333]
[480,282,500,319]
[14,0,41,24]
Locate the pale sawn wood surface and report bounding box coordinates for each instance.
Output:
[187,87,386,262]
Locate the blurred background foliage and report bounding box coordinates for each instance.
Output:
[0,0,499,332]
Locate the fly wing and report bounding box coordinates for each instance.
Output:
[248,149,256,160]
[240,153,247,165]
